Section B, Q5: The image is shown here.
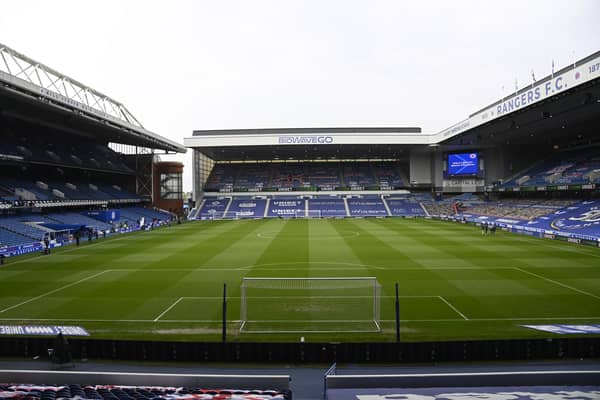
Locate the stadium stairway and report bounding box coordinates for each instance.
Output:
[420,201,430,216]
[343,197,350,216]
[189,200,204,220]
[198,198,231,220]
[381,196,393,216]
[346,196,388,217]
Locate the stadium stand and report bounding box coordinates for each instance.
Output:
[347,195,389,217]
[0,216,48,242]
[225,197,268,219]
[0,384,291,400]
[0,205,174,254]
[304,163,342,190]
[373,162,405,189]
[198,198,231,219]
[343,163,376,189]
[307,197,347,217]
[498,147,600,189]
[235,164,271,191]
[421,202,454,216]
[267,197,305,217]
[0,128,133,175]
[0,179,141,204]
[45,212,112,230]
[385,196,426,216]
[202,162,408,192]
[460,199,577,221]
[0,225,38,246]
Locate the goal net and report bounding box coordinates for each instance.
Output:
[294,210,321,218]
[239,277,382,333]
[306,209,322,218]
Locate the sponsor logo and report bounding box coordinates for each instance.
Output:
[273,201,301,207]
[0,325,90,336]
[552,208,600,231]
[570,209,600,222]
[278,136,334,144]
[523,324,600,334]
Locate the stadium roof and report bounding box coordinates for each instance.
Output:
[186,50,600,161]
[187,127,421,161]
[0,43,185,153]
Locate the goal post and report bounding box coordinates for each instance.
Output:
[239,277,382,333]
[306,209,322,218]
[294,210,322,218]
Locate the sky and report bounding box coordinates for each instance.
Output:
[1,0,599,191]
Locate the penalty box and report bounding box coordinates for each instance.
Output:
[0,269,468,325]
[155,295,464,324]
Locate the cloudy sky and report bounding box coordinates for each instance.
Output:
[1,0,599,190]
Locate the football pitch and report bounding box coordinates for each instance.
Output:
[1,218,600,342]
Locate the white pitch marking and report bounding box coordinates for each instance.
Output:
[0,234,134,267]
[0,270,111,314]
[153,297,184,322]
[183,295,437,300]
[514,267,600,301]
[0,316,599,323]
[438,296,469,320]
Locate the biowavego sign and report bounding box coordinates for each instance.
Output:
[278,135,334,144]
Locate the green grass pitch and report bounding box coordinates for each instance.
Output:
[1,218,599,342]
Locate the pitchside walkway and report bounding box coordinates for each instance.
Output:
[1,359,599,400]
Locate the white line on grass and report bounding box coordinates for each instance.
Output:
[107,266,519,272]
[508,236,600,259]
[1,235,134,267]
[1,316,600,323]
[0,270,111,314]
[183,295,437,300]
[514,267,600,301]
[0,318,224,323]
[153,297,184,322]
[438,296,469,320]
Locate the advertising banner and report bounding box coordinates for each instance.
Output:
[0,325,90,336]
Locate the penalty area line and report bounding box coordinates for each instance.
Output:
[438,296,469,320]
[153,297,184,322]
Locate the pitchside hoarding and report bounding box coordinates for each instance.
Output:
[0,325,90,336]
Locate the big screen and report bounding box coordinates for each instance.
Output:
[447,152,479,175]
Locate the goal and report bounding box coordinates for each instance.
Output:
[306,209,322,218]
[239,277,382,333]
[294,210,321,218]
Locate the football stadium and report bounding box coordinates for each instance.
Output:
[2,7,600,399]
